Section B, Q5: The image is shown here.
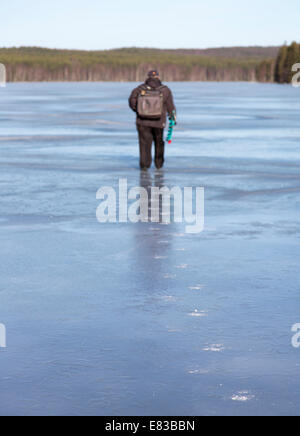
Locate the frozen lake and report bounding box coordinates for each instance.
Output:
[0,82,300,416]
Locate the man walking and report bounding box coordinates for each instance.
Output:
[129,70,176,170]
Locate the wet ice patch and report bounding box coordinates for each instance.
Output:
[203,344,225,352]
[164,274,177,279]
[167,328,182,333]
[161,295,176,302]
[188,368,210,375]
[231,391,255,402]
[189,310,207,318]
[189,284,205,290]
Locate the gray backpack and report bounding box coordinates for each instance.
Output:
[137,85,165,120]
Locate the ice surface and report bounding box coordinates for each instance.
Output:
[0,82,300,416]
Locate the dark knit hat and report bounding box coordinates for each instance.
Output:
[148,70,159,78]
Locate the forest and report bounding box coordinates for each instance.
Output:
[1,44,298,83]
[274,42,300,83]
[0,46,279,82]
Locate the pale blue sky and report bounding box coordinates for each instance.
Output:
[1,0,299,50]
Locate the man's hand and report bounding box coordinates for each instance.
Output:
[169,110,177,126]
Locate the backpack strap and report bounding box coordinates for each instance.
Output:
[140,84,166,91]
[138,84,166,95]
[138,84,151,95]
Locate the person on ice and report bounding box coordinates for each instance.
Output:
[129,70,176,170]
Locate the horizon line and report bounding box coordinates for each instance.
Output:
[0,44,284,52]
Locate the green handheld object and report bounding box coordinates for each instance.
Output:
[167,111,176,144]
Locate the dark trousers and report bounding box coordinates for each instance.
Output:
[137,126,165,169]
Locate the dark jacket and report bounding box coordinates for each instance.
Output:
[129,78,176,129]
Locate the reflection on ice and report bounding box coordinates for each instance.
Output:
[231,391,255,402]
[203,344,225,352]
[188,310,208,318]
[189,285,205,291]
[164,274,177,279]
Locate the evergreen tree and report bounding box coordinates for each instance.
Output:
[275,45,287,83]
[275,42,300,83]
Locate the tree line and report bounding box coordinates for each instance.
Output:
[0,45,296,83]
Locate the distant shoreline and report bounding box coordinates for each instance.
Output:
[0,46,278,83]
[3,80,282,85]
